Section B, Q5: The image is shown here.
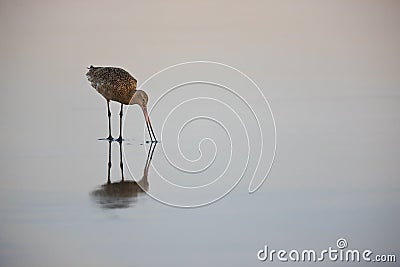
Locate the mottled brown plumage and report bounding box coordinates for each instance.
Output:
[86,66,137,104]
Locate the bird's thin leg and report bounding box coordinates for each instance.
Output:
[119,141,124,181]
[116,104,123,142]
[148,120,157,143]
[107,140,112,184]
[145,120,154,143]
[106,100,113,141]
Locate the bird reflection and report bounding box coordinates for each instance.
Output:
[91,141,157,209]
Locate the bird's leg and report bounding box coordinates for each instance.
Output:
[119,141,124,181]
[116,104,123,142]
[106,100,113,141]
[148,120,158,143]
[145,120,154,143]
[107,140,112,184]
[146,116,157,143]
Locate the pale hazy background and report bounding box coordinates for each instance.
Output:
[0,0,399,266]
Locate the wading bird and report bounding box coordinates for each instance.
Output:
[86,65,157,142]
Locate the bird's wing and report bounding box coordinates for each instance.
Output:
[86,66,137,104]
[86,67,136,89]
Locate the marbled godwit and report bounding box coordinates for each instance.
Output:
[86,65,157,142]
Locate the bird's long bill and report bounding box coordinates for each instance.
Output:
[142,107,157,142]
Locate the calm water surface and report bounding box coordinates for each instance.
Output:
[0,76,398,267]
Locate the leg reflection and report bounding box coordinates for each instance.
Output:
[119,141,124,181]
[107,140,112,184]
[91,141,158,209]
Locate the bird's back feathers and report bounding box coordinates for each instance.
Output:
[86,66,137,104]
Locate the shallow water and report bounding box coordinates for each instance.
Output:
[1,1,400,266]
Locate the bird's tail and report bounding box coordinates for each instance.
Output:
[86,65,99,82]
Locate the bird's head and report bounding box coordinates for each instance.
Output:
[129,90,148,109]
